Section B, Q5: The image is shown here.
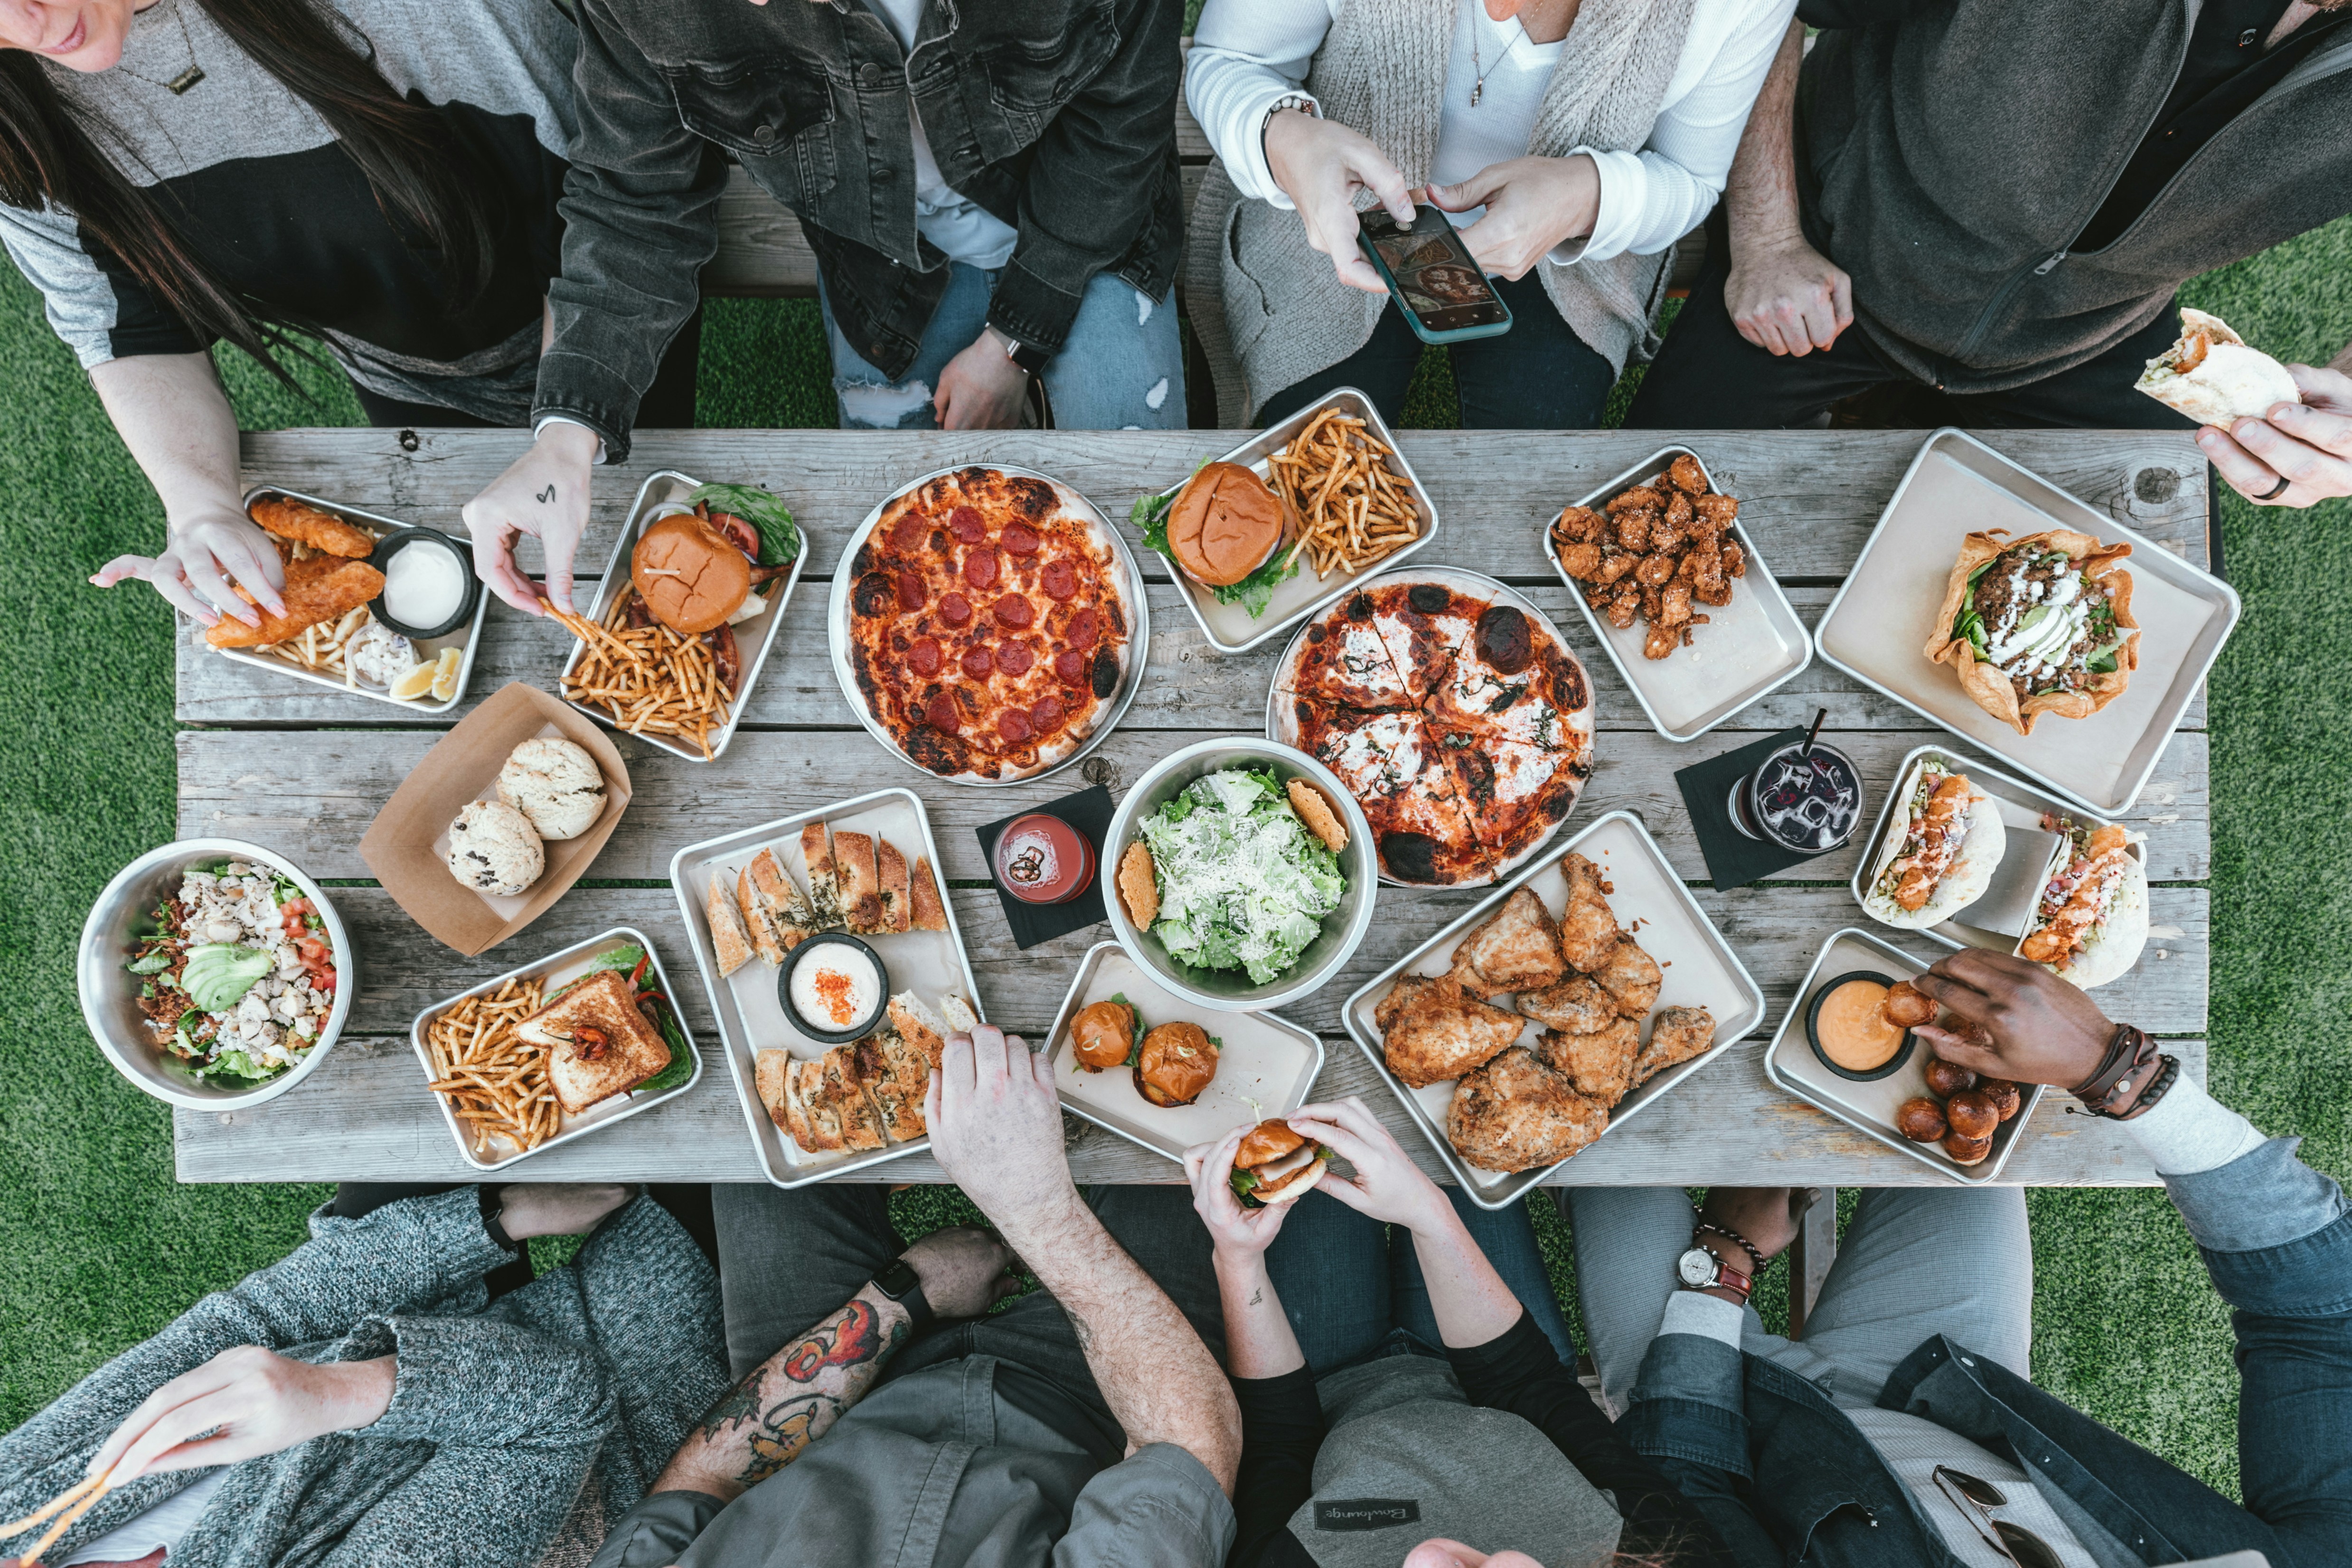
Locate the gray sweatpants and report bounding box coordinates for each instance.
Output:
[1564,1186,2035,1414]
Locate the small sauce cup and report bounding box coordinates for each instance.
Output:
[370,528,481,640]
[1804,969,1917,1082]
[778,932,890,1044]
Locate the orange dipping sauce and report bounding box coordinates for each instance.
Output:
[1815,979,1905,1072]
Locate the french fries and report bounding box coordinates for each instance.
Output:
[1267,409,1421,579]
[554,598,727,761]
[1,1471,113,1567]
[261,604,373,686]
[424,976,555,1157]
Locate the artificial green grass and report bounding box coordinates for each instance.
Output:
[5,214,2347,1508]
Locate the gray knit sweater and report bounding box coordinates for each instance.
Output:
[0,1190,727,1568]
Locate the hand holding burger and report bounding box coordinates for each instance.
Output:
[1183,1123,1297,1262]
[1282,1098,1450,1233]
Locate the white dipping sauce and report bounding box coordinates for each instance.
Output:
[792,947,881,1031]
[384,540,467,628]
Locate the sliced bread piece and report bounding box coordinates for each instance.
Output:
[707,871,755,977]
[877,838,912,933]
[909,854,949,931]
[801,822,843,929]
[833,829,883,934]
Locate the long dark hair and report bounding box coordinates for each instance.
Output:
[0,0,498,384]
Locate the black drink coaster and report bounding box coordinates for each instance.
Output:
[1675,728,1840,890]
[977,784,1113,950]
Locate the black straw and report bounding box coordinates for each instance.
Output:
[1801,706,1827,760]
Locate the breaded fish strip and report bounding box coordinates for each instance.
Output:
[249,495,377,558]
[205,554,385,648]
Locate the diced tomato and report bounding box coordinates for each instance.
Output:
[629,955,649,989]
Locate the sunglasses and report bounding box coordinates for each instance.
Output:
[1931,1467,2066,1568]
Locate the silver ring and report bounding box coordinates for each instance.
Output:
[2255,474,2292,501]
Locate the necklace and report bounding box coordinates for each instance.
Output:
[118,2,207,95]
[1468,9,1523,107]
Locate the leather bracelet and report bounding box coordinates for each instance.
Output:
[2113,1052,2181,1121]
[1694,1221,1767,1277]
[2073,1023,2155,1113]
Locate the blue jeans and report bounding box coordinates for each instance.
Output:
[1262,1188,1579,1376]
[818,262,1187,431]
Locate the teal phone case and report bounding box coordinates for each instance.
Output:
[1357,209,1514,345]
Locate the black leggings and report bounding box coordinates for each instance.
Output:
[345,303,705,432]
[330,1183,721,1298]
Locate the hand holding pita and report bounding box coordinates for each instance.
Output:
[2197,364,2352,508]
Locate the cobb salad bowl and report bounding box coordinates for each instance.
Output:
[1101,738,1377,1013]
[78,838,355,1111]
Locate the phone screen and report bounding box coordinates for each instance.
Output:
[1360,206,1509,333]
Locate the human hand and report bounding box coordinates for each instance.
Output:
[1430,155,1600,282]
[2196,364,2352,507]
[85,1346,395,1484]
[1281,1098,1448,1232]
[1725,231,1853,357]
[1910,949,2115,1089]
[1183,1123,1292,1264]
[495,1183,632,1240]
[1263,108,1416,294]
[90,508,285,629]
[933,329,1030,431]
[1696,1186,1812,1265]
[898,1225,1022,1317]
[1403,1543,1543,1568]
[924,1025,1078,1237]
[460,422,598,616]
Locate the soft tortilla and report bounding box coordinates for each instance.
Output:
[2135,308,2303,429]
[1861,756,2007,928]
[1922,528,2138,736]
[2029,854,2150,990]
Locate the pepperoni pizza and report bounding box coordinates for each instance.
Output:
[844,467,1138,783]
[1275,574,1594,884]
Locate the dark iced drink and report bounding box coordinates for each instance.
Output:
[1731,742,1863,853]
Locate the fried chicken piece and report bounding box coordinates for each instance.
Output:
[1379,974,1528,1089]
[1639,583,1665,624]
[1554,505,1605,545]
[1659,582,1693,628]
[1448,887,1567,995]
[1606,485,1667,515]
[1590,938,1662,1017]
[1665,453,1708,495]
[1613,508,1653,553]
[1447,1048,1609,1172]
[1605,585,1641,629]
[1722,539,1747,578]
[1517,974,1619,1035]
[1629,1005,1717,1091]
[1535,1018,1641,1107]
[205,554,386,648]
[1694,492,1739,534]
[1642,622,1678,660]
[1594,550,1639,585]
[1559,541,1604,581]
[1557,853,1621,972]
[1636,551,1679,588]
[248,495,376,558]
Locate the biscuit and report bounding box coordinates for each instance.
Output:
[1285,778,1348,853]
[1118,840,1159,928]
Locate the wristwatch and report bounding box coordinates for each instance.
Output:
[1676,1244,1753,1305]
[873,1257,934,1331]
[990,327,1051,376]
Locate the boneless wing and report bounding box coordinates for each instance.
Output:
[1381,975,1528,1089]
[1447,1048,1609,1172]
[1448,888,1566,995]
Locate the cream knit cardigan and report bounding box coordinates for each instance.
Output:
[1186,0,1697,424]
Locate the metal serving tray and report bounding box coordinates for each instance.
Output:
[1136,387,1440,655]
[1542,446,1812,743]
[556,469,809,763]
[219,486,489,714]
[825,464,1149,786]
[1850,742,2146,957]
[1342,810,1766,1209]
[1043,941,1326,1167]
[1815,429,2238,817]
[668,788,985,1187]
[1764,927,2044,1184]
[1265,564,1595,887]
[408,924,703,1173]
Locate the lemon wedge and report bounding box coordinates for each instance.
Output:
[389,661,440,702]
[429,645,463,702]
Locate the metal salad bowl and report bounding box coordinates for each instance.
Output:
[77,838,355,1111]
[1100,738,1377,1013]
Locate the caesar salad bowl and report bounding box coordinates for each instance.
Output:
[1101,738,1377,1013]
[78,838,355,1111]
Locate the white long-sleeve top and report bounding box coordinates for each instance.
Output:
[1188,0,1793,265]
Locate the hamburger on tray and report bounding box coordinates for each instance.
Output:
[1139,459,1299,615]
[1859,756,2007,929]
[2135,308,2304,428]
[1228,1118,1331,1207]
[1922,527,2138,736]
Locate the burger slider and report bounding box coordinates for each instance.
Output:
[1165,461,1295,588]
[1135,1021,1219,1108]
[631,512,753,634]
[1068,997,1139,1071]
[1229,1119,1331,1208]
[518,968,672,1116]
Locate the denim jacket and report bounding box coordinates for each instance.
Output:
[538,0,1186,459]
[1623,1138,2352,1568]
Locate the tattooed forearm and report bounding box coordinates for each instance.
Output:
[658,1287,911,1502]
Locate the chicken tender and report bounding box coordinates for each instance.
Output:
[1379,974,1528,1089]
[1595,551,1639,585]
[1605,586,1641,630]
[1659,582,1693,628]
[249,495,377,558]
[1448,888,1566,995]
[1629,1005,1716,1090]
[1559,541,1604,581]
[1447,1048,1609,1172]
[1557,853,1621,972]
[1590,938,1662,1018]
[1636,551,1679,588]
[205,554,386,648]
[1535,1018,1640,1106]
[1516,974,1619,1035]
[1643,622,1682,661]
[1694,492,1739,533]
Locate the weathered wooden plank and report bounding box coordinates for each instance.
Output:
[171,1030,2203,1188]
[254,886,2209,1043]
[224,428,2208,593]
[177,726,2211,885]
[173,582,2213,734]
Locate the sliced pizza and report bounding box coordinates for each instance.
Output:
[1277,590,1416,710]
[1428,636,1596,755]
[1293,703,1496,885]
[1363,580,1481,704]
[1431,731,1591,871]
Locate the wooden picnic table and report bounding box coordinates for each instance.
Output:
[171,427,2213,1191]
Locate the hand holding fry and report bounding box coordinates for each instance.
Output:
[86,1346,395,1487]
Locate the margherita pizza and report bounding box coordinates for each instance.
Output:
[844,467,1139,783]
[1275,573,1594,884]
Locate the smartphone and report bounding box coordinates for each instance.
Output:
[1356,204,1513,345]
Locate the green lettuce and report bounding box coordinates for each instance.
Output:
[1129,460,1296,618]
[690,481,801,567]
